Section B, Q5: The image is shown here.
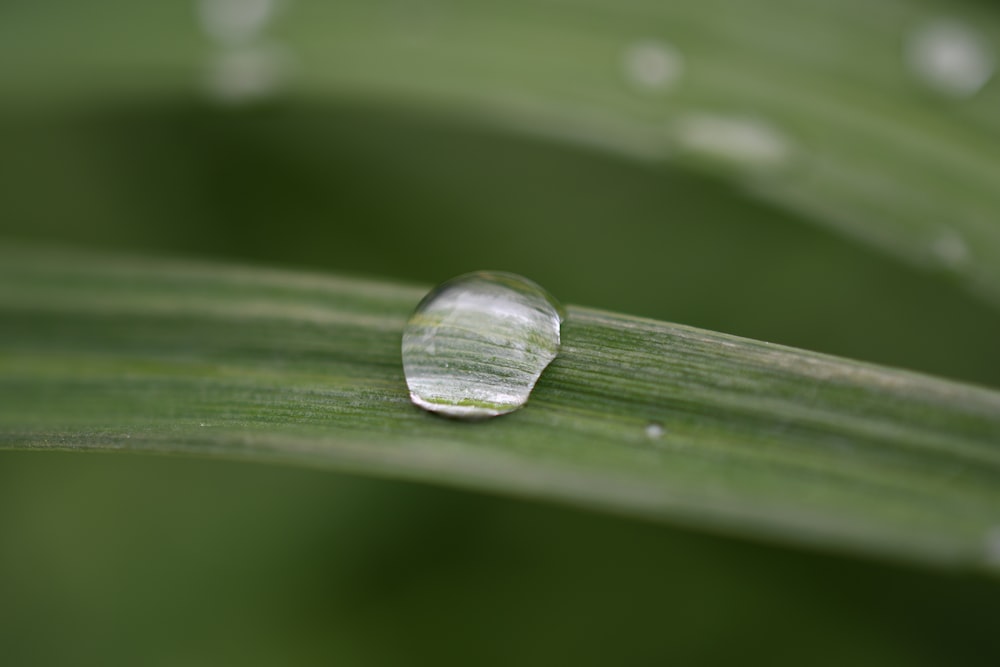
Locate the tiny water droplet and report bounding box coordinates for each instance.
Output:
[402,272,564,419]
[645,422,664,439]
[930,229,969,268]
[204,44,291,104]
[623,40,684,93]
[197,0,280,45]
[673,113,792,168]
[983,526,1000,570]
[904,19,994,98]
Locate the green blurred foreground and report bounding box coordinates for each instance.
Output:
[3,452,1000,666]
[2,0,1000,665]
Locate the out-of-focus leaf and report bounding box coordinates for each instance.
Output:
[2,0,999,304]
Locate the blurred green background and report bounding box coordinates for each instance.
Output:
[2,0,1000,665]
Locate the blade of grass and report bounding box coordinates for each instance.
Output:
[2,244,999,572]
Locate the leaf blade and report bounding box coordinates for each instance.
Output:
[2,245,999,570]
[4,0,1000,304]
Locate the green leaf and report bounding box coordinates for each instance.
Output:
[4,244,1000,572]
[2,0,1000,305]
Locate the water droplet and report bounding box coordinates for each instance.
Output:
[904,19,994,98]
[930,229,969,268]
[197,0,280,45]
[645,422,664,439]
[983,526,1000,570]
[623,40,684,92]
[402,272,564,419]
[204,44,291,104]
[673,113,792,167]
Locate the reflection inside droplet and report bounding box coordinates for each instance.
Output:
[645,422,664,439]
[401,272,564,419]
[622,40,684,92]
[904,19,994,98]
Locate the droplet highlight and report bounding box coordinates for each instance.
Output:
[402,272,564,419]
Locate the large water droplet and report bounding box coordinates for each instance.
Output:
[402,272,564,419]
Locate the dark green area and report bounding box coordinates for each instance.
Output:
[2,451,1000,667]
